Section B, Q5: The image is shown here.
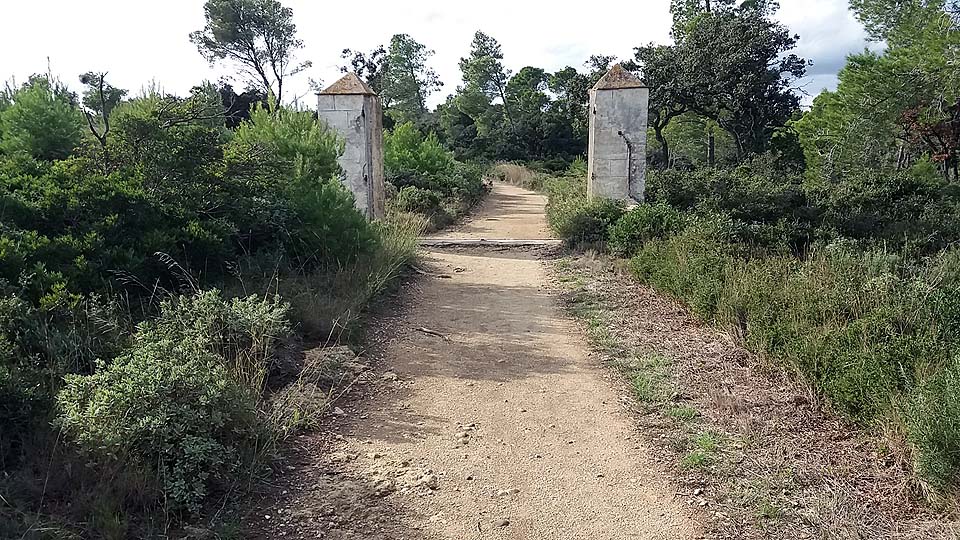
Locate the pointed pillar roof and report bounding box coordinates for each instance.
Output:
[592,64,647,90]
[319,72,377,95]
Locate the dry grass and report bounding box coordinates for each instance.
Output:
[492,162,546,191]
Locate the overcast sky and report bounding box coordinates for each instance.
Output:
[2,0,871,108]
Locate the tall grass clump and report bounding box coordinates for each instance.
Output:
[492,162,549,191]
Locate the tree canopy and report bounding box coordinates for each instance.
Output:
[190,0,310,103]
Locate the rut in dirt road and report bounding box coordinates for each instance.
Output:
[247,183,700,539]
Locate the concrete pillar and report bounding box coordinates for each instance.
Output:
[587,64,650,202]
[317,73,386,219]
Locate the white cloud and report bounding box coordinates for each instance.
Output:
[1,0,868,108]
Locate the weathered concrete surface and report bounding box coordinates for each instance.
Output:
[587,65,649,202]
[317,73,386,219]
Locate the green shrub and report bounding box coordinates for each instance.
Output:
[232,102,342,185]
[608,203,685,257]
[58,340,257,515]
[628,217,960,490]
[0,77,83,161]
[630,215,735,319]
[140,290,291,390]
[446,161,487,203]
[545,175,625,246]
[57,290,290,514]
[393,186,444,216]
[286,179,378,266]
[646,157,812,252]
[385,122,455,176]
[383,122,486,229]
[555,198,625,247]
[908,355,960,492]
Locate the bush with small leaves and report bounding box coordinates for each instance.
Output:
[392,186,444,217]
[56,290,290,515]
[608,203,685,257]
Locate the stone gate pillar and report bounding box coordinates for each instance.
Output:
[317,73,386,219]
[587,64,650,202]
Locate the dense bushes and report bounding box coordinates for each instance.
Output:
[1,87,375,311]
[542,150,960,494]
[385,122,454,175]
[544,172,625,247]
[629,226,960,492]
[0,77,83,161]
[384,121,487,229]
[58,291,289,514]
[0,75,423,536]
[608,203,684,257]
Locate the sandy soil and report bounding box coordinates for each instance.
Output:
[436,182,553,240]
[244,183,701,539]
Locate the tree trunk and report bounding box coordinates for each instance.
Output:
[707,127,716,167]
[655,123,669,168]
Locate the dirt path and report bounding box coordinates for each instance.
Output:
[436,182,553,240]
[245,183,700,539]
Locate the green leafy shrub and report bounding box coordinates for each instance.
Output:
[385,122,454,176]
[608,203,685,257]
[233,102,342,185]
[57,290,290,514]
[383,122,486,228]
[0,77,83,161]
[58,341,256,515]
[286,180,378,266]
[393,186,444,217]
[545,175,625,246]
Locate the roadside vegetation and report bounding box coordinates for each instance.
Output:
[538,0,960,504]
[0,74,428,537]
[2,0,957,534]
[0,0,483,537]
[385,122,488,231]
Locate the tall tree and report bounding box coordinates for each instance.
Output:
[381,34,442,123]
[683,9,806,157]
[798,0,960,180]
[459,31,513,121]
[79,72,126,154]
[190,0,311,103]
[631,45,688,167]
[340,45,388,95]
[851,0,959,42]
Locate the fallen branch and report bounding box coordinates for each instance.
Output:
[416,327,451,341]
[411,265,452,279]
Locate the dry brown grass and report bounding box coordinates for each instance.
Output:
[492,162,546,191]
